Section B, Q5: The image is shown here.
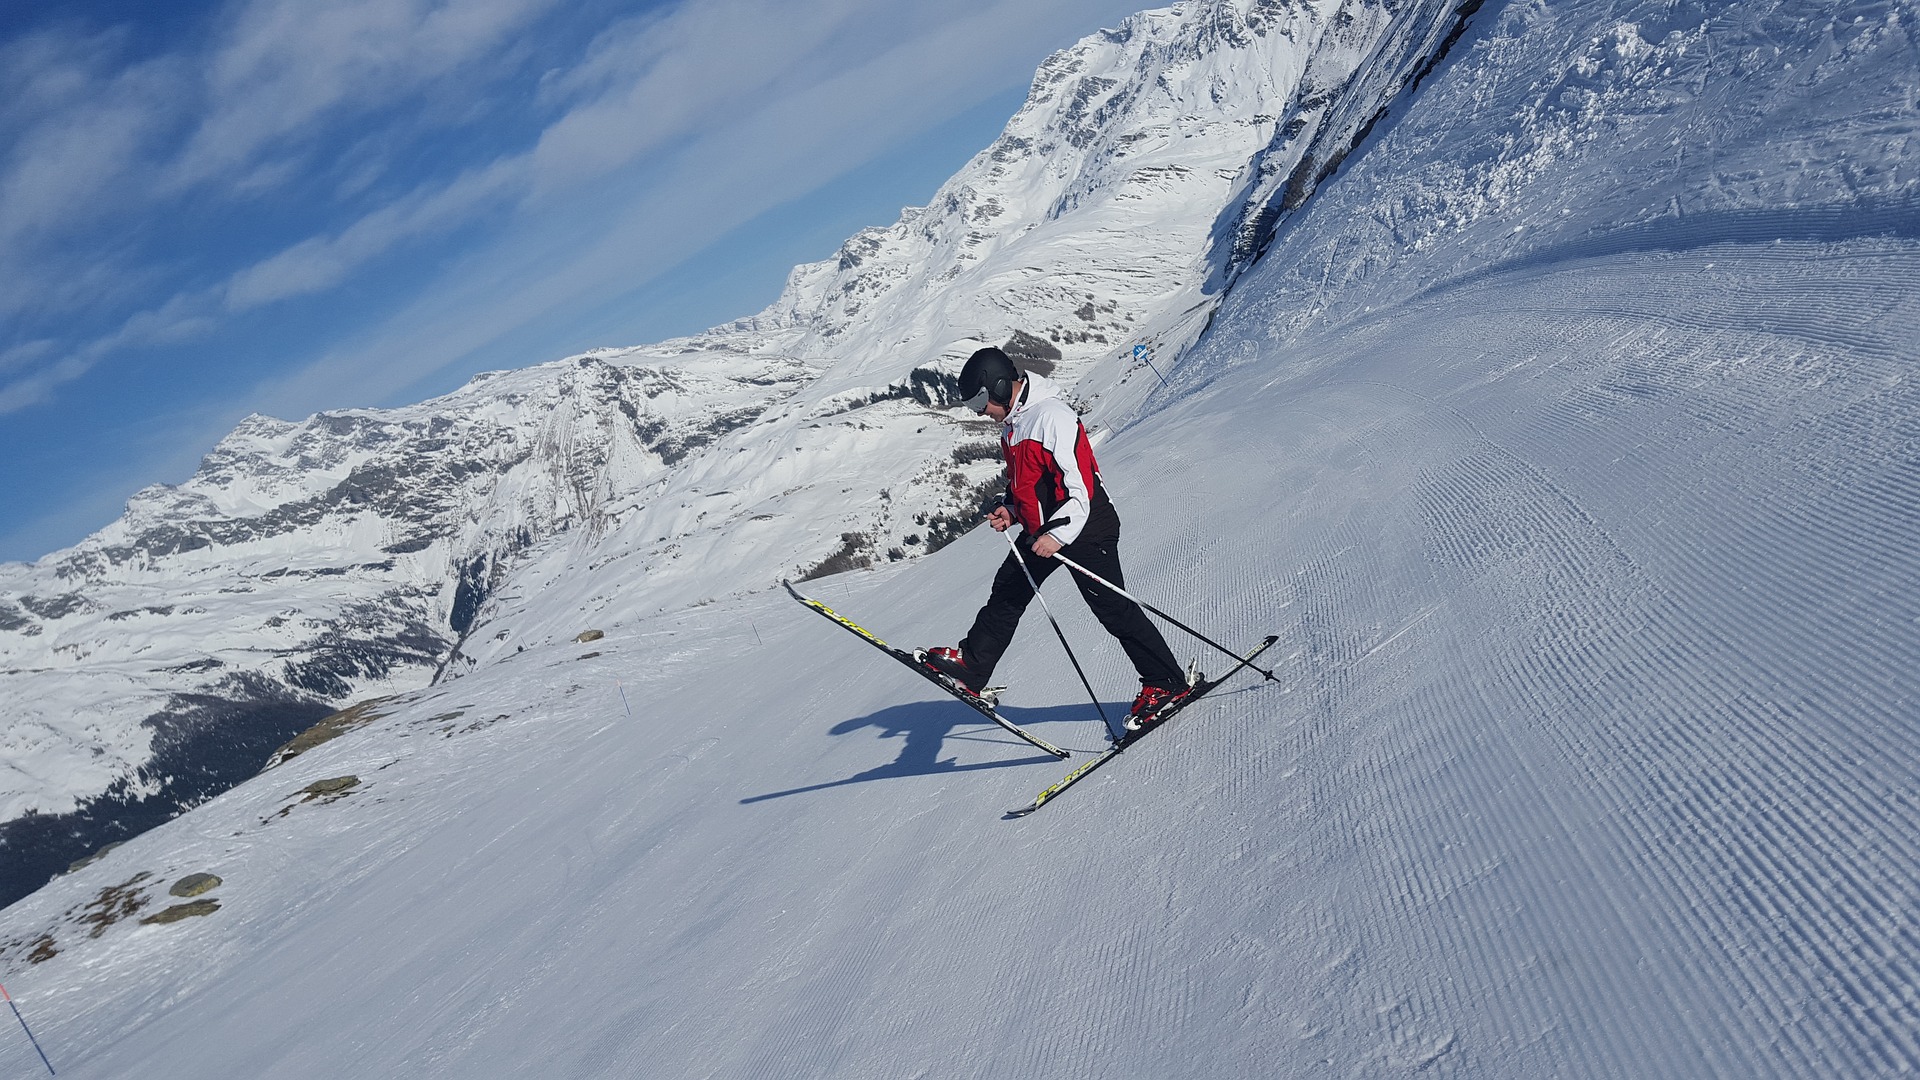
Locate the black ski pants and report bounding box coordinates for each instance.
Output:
[960,533,1185,690]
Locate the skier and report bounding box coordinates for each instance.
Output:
[922,346,1191,731]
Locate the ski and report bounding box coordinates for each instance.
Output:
[1004,634,1280,817]
[783,580,1071,758]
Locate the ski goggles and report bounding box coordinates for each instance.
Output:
[961,386,992,413]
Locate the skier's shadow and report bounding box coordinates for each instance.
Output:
[740,699,1124,804]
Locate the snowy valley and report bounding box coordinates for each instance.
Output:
[3,0,1918,1077]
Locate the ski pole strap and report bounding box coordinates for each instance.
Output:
[1006,530,1121,742]
[1048,552,1278,682]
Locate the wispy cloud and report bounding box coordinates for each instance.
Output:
[0,28,188,313]
[0,339,57,377]
[222,155,531,311]
[0,0,568,409]
[0,289,218,414]
[0,1,559,316]
[165,0,562,192]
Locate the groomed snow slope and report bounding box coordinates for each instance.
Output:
[3,1,1917,1077]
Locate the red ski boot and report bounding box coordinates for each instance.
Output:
[1125,683,1193,733]
[921,646,985,694]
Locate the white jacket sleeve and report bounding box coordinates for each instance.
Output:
[1035,404,1094,546]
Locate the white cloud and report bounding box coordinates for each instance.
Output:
[0,290,220,415]
[166,0,563,192]
[0,32,184,254]
[0,0,571,406]
[0,339,57,377]
[0,0,560,320]
[524,0,875,197]
[223,155,530,311]
[0,350,100,416]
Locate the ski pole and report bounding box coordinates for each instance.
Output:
[1049,552,1278,682]
[1006,530,1122,743]
[1,983,55,1076]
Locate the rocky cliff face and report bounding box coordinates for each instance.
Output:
[0,0,1477,908]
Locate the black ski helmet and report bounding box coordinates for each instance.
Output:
[958,347,1018,413]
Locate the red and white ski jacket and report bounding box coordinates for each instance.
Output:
[1000,373,1119,547]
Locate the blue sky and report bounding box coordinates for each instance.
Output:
[0,0,1148,564]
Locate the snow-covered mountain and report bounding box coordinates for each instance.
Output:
[4,1,1917,1076]
[1,0,1476,905]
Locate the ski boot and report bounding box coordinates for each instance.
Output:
[1125,683,1193,733]
[920,646,986,694]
